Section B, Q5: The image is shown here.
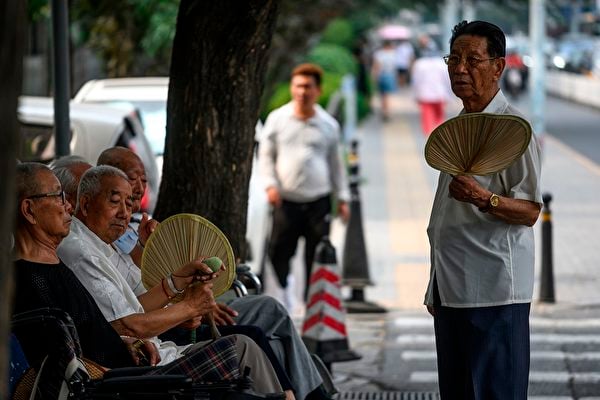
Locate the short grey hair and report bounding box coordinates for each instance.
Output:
[16,162,51,202]
[76,165,128,213]
[52,159,93,201]
[49,154,89,170]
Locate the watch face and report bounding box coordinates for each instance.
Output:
[490,194,500,207]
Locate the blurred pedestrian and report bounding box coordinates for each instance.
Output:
[394,39,414,87]
[425,20,542,400]
[372,41,397,120]
[410,35,451,136]
[258,63,350,304]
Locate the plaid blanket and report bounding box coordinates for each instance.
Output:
[147,335,240,382]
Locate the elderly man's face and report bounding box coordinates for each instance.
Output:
[118,154,147,213]
[27,170,72,240]
[448,34,504,110]
[82,176,133,243]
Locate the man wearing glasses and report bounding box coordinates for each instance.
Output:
[424,21,542,399]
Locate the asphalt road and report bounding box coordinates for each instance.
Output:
[514,92,600,165]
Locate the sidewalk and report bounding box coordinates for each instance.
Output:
[328,88,600,392]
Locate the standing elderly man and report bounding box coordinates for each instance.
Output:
[424,21,542,399]
[259,63,350,301]
[56,165,284,394]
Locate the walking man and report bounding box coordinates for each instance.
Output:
[425,20,542,399]
[259,63,350,302]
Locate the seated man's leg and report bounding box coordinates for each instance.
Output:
[149,335,240,382]
[234,334,284,395]
[226,295,323,400]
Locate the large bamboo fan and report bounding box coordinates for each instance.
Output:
[425,113,532,176]
[141,213,236,300]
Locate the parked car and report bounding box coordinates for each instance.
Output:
[17,96,160,212]
[73,78,270,272]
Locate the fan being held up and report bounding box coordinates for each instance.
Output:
[424,112,532,176]
[141,213,236,340]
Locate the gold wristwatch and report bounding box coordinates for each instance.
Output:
[480,193,500,213]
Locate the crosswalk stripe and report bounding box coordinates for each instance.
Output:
[401,350,600,361]
[410,371,600,384]
[396,333,600,345]
[394,317,600,329]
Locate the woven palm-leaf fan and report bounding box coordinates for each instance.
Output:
[141,213,236,339]
[425,112,532,176]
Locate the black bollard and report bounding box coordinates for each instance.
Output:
[341,140,386,313]
[539,193,555,303]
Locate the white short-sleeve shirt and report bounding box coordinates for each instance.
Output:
[424,90,543,307]
[58,217,185,364]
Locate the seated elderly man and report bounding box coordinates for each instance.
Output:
[53,154,296,398]
[13,162,284,397]
[54,164,285,394]
[96,146,331,400]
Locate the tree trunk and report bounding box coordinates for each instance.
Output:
[0,1,25,397]
[154,0,280,261]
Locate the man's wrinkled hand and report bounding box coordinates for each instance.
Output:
[212,303,238,326]
[184,283,217,316]
[179,316,203,330]
[123,337,161,366]
[137,212,158,246]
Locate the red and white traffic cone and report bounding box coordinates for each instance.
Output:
[302,236,361,369]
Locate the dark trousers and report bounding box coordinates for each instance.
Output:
[268,195,331,299]
[433,302,531,400]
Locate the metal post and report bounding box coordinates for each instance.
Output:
[341,140,386,313]
[529,0,546,140]
[341,75,357,144]
[539,193,555,303]
[51,0,71,157]
[462,0,476,22]
[441,0,460,54]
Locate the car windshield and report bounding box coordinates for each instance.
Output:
[105,100,166,155]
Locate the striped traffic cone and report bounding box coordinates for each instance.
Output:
[301,236,361,369]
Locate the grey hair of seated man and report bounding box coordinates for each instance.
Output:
[16,162,51,205]
[75,165,128,214]
[52,159,93,207]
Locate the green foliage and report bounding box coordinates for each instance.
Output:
[321,18,355,50]
[307,43,358,76]
[28,0,49,21]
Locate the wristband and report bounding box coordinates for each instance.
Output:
[161,278,175,300]
[166,273,185,295]
[137,239,145,249]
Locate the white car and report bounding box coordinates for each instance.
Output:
[74,78,271,273]
[18,96,160,212]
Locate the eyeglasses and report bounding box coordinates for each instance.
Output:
[26,190,66,205]
[443,55,498,68]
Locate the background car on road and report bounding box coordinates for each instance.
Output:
[18,96,160,212]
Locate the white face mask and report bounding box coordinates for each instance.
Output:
[113,225,138,254]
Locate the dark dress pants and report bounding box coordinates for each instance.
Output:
[268,195,331,299]
[433,302,531,400]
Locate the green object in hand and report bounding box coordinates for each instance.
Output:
[203,256,222,272]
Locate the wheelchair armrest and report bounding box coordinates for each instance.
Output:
[94,374,192,393]
[102,366,159,378]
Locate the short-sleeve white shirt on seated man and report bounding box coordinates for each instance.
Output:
[58,217,183,364]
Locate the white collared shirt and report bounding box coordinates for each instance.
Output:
[424,90,543,307]
[258,102,350,203]
[58,217,185,364]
